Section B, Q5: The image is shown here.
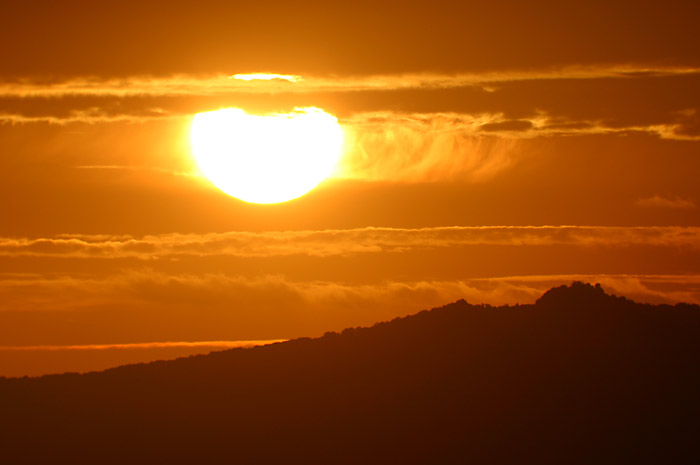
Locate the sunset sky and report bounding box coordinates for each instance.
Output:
[2,0,699,377]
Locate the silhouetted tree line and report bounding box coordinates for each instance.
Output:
[0,282,698,464]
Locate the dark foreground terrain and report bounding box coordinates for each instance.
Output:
[1,282,698,464]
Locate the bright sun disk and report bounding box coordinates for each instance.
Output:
[190,107,343,204]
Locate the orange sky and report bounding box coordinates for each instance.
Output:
[1,0,699,376]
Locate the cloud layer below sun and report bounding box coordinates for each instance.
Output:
[0,226,699,259]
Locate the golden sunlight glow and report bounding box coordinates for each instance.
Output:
[230,73,302,82]
[191,107,344,204]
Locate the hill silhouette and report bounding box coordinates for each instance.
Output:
[1,282,698,464]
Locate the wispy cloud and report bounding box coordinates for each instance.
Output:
[0,226,697,260]
[339,113,518,181]
[342,112,700,147]
[339,113,692,182]
[0,110,176,125]
[635,195,696,209]
[4,108,696,145]
[0,65,697,98]
[74,165,200,178]
[231,73,302,83]
[0,340,283,351]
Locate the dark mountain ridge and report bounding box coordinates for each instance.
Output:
[1,282,698,464]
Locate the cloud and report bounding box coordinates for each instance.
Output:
[4,107,696,145]
[338,113,518,181]
[479,119,533,132]
[340,112,700,146]
[1,270,698,319]
[231,73,302,83]
[0,340,283,351]
[0,110,176,125]
[0,226,698,260]
[74,165,199,178]
[0,66,697,98]
[635,196,696,209]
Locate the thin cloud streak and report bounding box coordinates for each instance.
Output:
[3,109,695,144]
[0,340,284,351]
[74,165,201,178]
[0,226,698,260]
[342,112,700,145]
[1,65,697,98]
[636,195,697,209]
[231,73,302,82]
[0,111,177,125]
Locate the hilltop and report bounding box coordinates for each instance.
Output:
[1,282,698,464]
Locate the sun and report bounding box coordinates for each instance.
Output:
[190,107,344,204]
